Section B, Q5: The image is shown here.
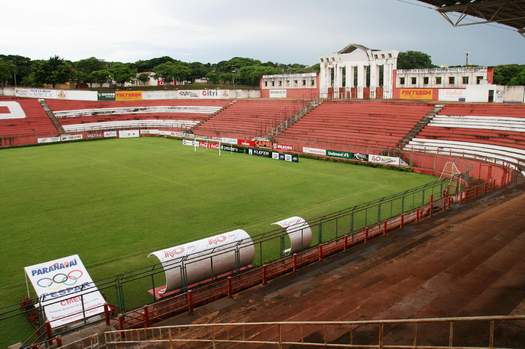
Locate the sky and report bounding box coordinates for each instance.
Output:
[1,0,524,66]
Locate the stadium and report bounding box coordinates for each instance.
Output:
[0,1,524,348]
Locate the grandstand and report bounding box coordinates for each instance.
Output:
[405,104,525,171]
[0,98,59,147]
[275,100,434,154]
[192,99,306,139]
[46,99,230,133]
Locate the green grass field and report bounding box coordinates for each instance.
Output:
[0,137,434,345]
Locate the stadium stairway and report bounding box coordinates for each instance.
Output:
[398,104,442,148]
[39,99,65,134]
[268,99,321,139]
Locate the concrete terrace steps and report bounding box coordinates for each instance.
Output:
[399,104,443,148]
[38,99,65,134]
[268,99,321,140]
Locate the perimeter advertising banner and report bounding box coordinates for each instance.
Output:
[368,154,408,167]
[97,92,116,101]
[326,149,353,159]
[399,89,433,100]
[24,255,105,328]
[115,90,143,101]
[15,88,98,101]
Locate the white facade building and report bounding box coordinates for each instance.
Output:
[319,44,399,99]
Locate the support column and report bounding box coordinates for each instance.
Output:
[357,65,365,99]
[369,64,378,99]
[346,65,354,98]
[334,64,341,99]
[319,62,328,99]
[383,64,393,99]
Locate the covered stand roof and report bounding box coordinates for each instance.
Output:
[419,0,525,36]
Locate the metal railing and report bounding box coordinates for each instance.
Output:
[104,315,525,349]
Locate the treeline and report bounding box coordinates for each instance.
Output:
[1,52,523,88]
[0,55,319,88]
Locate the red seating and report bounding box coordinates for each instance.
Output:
[416,104,525,150]
[193,100,306,139]
[275,101,432,154]
[440,104,525,118]
[0,98,58,147]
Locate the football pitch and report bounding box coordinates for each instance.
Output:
[0,137,434,345]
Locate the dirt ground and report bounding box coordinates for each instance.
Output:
[62,184,525,347]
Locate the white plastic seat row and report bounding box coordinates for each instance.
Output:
[430,116,525,133]
[55,106,223,118]
[404,138,525,170]
[63,119,199,132]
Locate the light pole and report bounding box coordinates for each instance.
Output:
[465,51,470,67]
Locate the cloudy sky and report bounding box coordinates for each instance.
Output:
[1,0,524,66]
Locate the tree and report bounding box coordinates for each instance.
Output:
[90,69,111,85]
[0,54,32,85]
[32,56,73,88]
[0,59,16,86]
[74,57,107,85]
[493,65,525,85]
[137,72,150,85]
[397,51,434,70]
[109,62,136,86]
[153,62,191,84]
[509,69,525,86]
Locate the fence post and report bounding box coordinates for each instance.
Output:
[186,290,193,313]
[227,276,233,298]
[292,253,298,272]
[118,314,125,331]
[416,208,420,222]
[429,194,434,217]
[262,265,268,285]
[104,303,111,326]
[383,221,387,236]
[365,227,369,243]
[45,321,52,345]
[318,245,323,261]
[344,235,349,250]
[143,306,150,328]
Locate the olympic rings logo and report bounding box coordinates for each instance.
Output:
[36,270,83,288]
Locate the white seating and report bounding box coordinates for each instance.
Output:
[430,115,525,132]
[55,106,222,118]
[405,138,525,170]
[63,119,200,133]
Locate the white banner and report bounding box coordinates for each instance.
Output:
[141,89,260,100]
[438,89,466,102]
[302,146,326,156]
[103,131,117,138]
[37,136,61,144]
[368,154,408,167]
[269,89,287,99]
[219,137,238,145]
[24,255,105,328]
[15,88,98,101]
[118,130,140,138]
[60,134,83,142]
[182,139,197,146]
